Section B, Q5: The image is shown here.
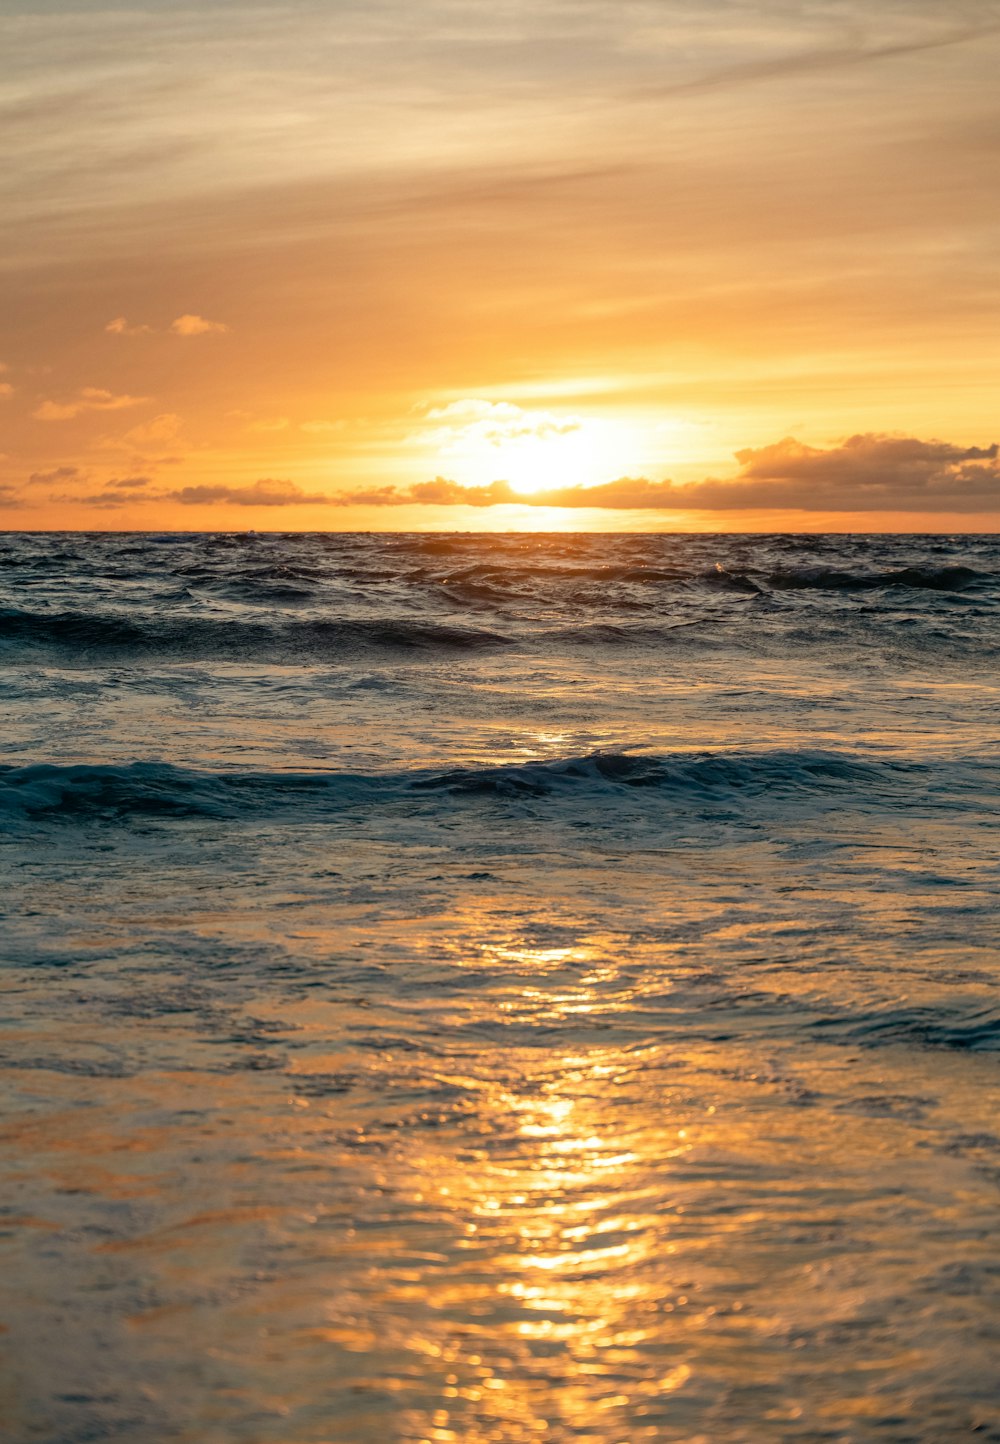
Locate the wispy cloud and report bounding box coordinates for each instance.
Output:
[75,476,155,509]
[637,22,1000,101]
[105,317,153,336]
[105,315,229,337]
[28,465,80,486]
[420,398,582,446]
[113,414,183,448]
[33,388,150,421]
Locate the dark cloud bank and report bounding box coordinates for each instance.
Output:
[66,434,1000,514]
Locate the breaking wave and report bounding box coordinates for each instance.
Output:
[0,748,971,824]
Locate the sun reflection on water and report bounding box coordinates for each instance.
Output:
[309,932,711,1441]
[8,882,1000,1443]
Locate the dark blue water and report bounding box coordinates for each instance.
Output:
[2,532,999,1443]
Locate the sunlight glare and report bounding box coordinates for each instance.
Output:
[433,412,646,496]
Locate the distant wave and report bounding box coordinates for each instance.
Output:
[761,565,988,592]
[1,537,996,677]
[407,561,991,597]
[1,748,977,824]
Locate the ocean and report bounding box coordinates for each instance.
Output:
[2,530,999,1443]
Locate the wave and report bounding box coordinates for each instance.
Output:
[0,748,958,823]
[0,609,516,660]
[409,748,928,796]
[762,565,989,592]
[416,561,990,601]
[815,1002,1000,1053]
[432,559,993,593]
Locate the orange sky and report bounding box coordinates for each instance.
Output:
[1,0,998,530]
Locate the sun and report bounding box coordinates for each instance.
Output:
[424,402,645,497]
[494,428,611,495]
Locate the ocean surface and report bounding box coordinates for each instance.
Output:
[2,530,999,1444]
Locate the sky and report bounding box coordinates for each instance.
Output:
[1,0,998,531]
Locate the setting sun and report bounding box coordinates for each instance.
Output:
[423,406,641,496]
[490,433,597,496]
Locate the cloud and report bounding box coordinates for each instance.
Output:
[424,400,523,423]
[33,388,149,421]
[640,24,1000,101]
[419,399,582,452]
[106,315,228,337]
[327,476,663,508]
[702,434,1000,511]
[28,466,80,486]
[0,486,26,509]
[0,382,14,400]
[170,314,229,336]
[736,434,998,481]
[72,477,159,508]
[166,479,332,506]
[326,434,1000,513]
[336,478,518,507]
[116,413,183,447]
[105,317,153,336]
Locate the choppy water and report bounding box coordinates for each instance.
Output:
[2,531,999,1443]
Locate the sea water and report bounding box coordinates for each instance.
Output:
[1,531,999,1442]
